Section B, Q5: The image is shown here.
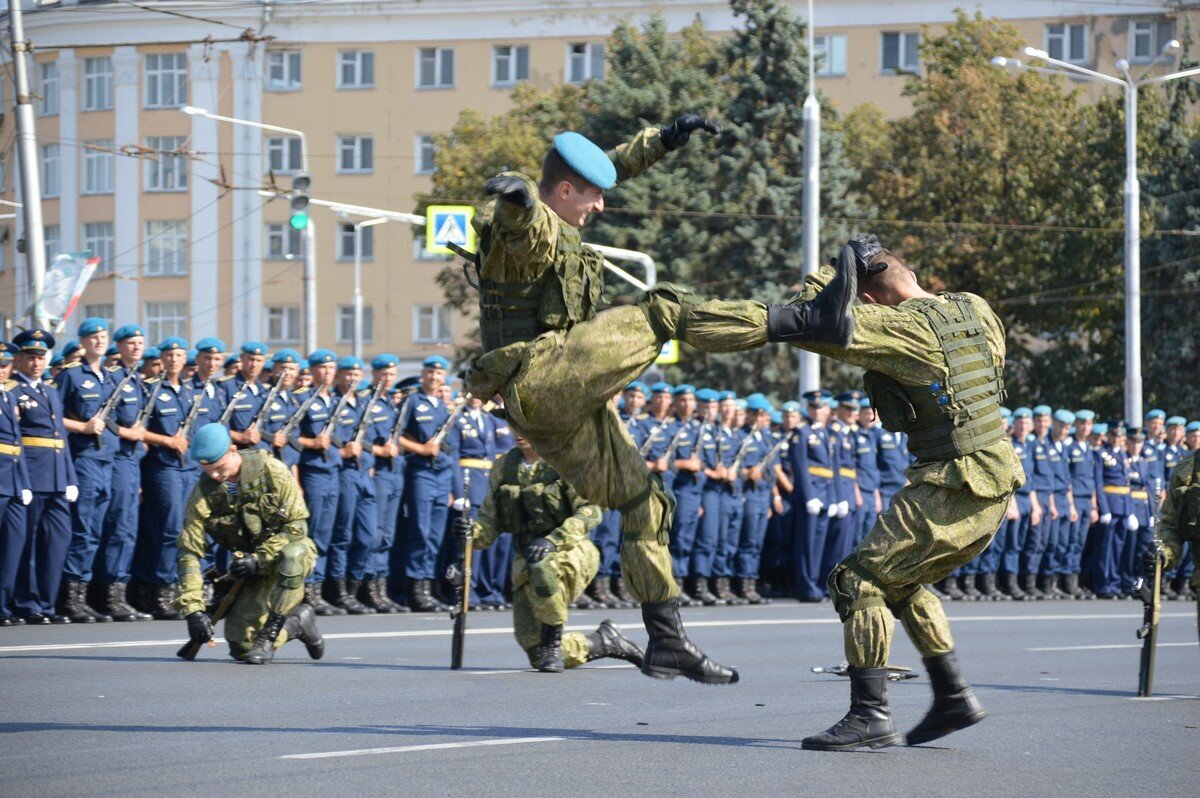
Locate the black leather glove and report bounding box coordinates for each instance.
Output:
[844,233,886,280]
[1140,546,1163,575]
[484,175,535,209]
[660,113,722,151]
[186,611,214,644]
[229,554,259,579]
[523,537,555,564]
[452,516,473,542]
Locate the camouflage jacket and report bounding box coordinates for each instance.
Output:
[1158,452,1200,570]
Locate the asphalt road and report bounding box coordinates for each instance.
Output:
[1,600,1196,797]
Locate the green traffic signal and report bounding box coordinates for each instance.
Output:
[289,212,310,230]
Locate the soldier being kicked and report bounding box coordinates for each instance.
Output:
[453,435,643,673]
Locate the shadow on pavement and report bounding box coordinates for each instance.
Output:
[974,682,1132,698]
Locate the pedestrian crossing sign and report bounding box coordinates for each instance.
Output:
[656,339,679,365]
[425,205,477,256]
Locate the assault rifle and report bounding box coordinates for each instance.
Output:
[661,420,692,465]
[321,387,356,459]
[446,468,473,670]
[93,368,138,446]
[176,556,246,661]
[726,430,758,482]
[277,387,322,459]
[1135,542,1166,697]
[217,384,247,426]
[430,395,470,451]
[351,383,388,466]
[176,392,205,466]
[639,416,673,457]
[251,379,284,436]
[387,384,420,447]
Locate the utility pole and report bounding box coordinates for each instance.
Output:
[7,0,47,328]
[799,0,821,396]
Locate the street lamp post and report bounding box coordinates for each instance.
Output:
[991,45,1200,423]
[799,0,821,397]
[339,215,388,359]
[181,106,317,353]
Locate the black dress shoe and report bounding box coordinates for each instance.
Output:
[51,614,72,624]
[0,614,24,627]
[22,612,52,625]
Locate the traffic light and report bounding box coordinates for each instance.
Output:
[289,173,311,230]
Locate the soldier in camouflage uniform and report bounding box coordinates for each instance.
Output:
[454,436,643,672]
[464,117,855,685]
[1149,451,1200,633]
[174,424,324,664]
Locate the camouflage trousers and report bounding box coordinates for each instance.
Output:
[474,287,768,602]
[827,482,1011,668]
[223,539,317,660]
[513,539,600,669]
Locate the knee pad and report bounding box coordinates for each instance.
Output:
[276,542,308,589]
[827,557,886,623]
[528,557,559,598]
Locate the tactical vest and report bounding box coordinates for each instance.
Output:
[478,220,605,351]
[1178,454,1200,535]
[494,451,574,540]
[862,293,1006,463]
[200,451,298,550]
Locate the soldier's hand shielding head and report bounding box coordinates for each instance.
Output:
[484,175,535,209]
[661,113,722,151]
[843,233,887,280]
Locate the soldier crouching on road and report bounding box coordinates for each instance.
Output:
[174,424,323,664]
[454,435,643,673]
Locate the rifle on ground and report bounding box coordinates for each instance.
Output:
[176,555,247,661]
[277,387,322,459]
[1135,541,1166,697]
[93,367,138,446]
[812,662,917,682]
[447,468,473,670]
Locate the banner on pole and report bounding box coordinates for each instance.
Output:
[36,252,100,334]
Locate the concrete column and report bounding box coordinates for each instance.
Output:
[229,45,264,344]
[187,44,220,340]
[56,51,78,252]
[111,46,140,326]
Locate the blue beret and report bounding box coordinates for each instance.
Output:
[746,392,766,404]
[1054,409,1076,425]
[1032,405,1052,417]
[782,401,802,413]
[551,131,617,190]
[859,397,871,409]
[62,338,81,355]
[734,398,748,410]
[1093,422,1108,435]
[77,316,108,337]
[371,353,400,370]
[672,383,695,397]
[719,390,737,401]
[1146,409,1165,420]
[396,375,421,391]
[422,355,451,371]
[1000,407,1012,419]
[194,337,226,354]
[272,348,301,365]
[307,349,336,367]
[190,424,232,465]
[13,329,55,352]
[50,352,64,367]
[113,324,146,342]
[1166,416,1186,427]
[1074,409,1095,421]
[649,382,673,395]
[770,410,783,425]
[1012,407,1032,419]
[624,381,648,395]
[241,341,268,356]
[747,395,773,413]
[0,341,17,361]
[337,355,364,371]
[695,388,719,403]
[1186,421,1200,433]
[105,344,119,357]
[142,346,161,360]
[185,349,197,366]
[223,355,239,369]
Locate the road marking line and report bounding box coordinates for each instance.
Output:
[1026,642,1196,652]
[280,736,565,760]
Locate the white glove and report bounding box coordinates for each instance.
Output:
[1125,514,1139,531]
[836,500,850,518]
[65,485,79,503]
[450,497,468,511]
[826,503,838,517]
[20,489,32,506]
[806,498,823,516]
[1099,513,1112,525]
[1148,515,1155,529]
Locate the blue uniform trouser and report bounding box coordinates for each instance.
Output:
[821,508,858,583]
[1063,496,1092,575]
[16,493,70,616]
[299,468,339,584]
[593,510,621,576]
[760,498,791,577]
[371,468,402,578]
[1089,515,1127,595]
[997,493,1031,576]
[96,456,140,585]
[1019,496,1050,574]
[461,465,504,605]
[975,503,1010,575]
[857,495,879,546]
[668,486,702,579]
[1039,492,1070,575]
[793,507,830,599]
[1121,502,1152,593]
[404,466,452,580]
[690,489,721,578]
[879,486,901,514]
[0,496,29,614]
[63,454,114,582]
[712,489,742,578]
[736,490,770,579]
[133,466,195,585]
[345,469,378,581]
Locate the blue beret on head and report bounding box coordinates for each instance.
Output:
[422,355,450,371]
[105,344,119,357]
[1146,409,1165,421]
[223,354,239,369]
[1032,405,1052,417]
[551,132,617,190]
[1074,409,1095,421]
[157,337,187,352]
[746,392,766,404]
[1000,407,1012,419]
[62,338,81,355]
[782,401,802,413]
[624,381,648,395]
[142,346,161,360]
[770,410,783,425]
[194,337,227,355]
[1166,415,1186,427]
[272,348,301,365]
[859,397,872,409]
[77,317,108,337]
[371,353,399,370]
[747,395,773,413]
[307,349,336,367]
[241,341,268,356]
[719,390,737,402]
[185,349,198,366]
[650,382,673,395]
[1186,421,1200,433]
[695,388,718,403]
[1093,422,1108,435]
[337,355,364,371]
[113,324,146,342]
[1013,407,1032,419]
[13,329,55,352]
[50,352,64,367]
[1054,409,1076,425]
[734,398,748,410]
[672,383,695,397]
[190,424,232,465]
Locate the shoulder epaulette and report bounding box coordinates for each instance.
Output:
[3,379,16,390]
[145,376,162,386]
[46,379,58,389]
[61,362,81,369]
[294,387,312,397]
[217,374,236,383]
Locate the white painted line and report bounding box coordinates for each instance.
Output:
[1126,695,1199,701]
[1026,642,1197,652]
[281,736,565,760]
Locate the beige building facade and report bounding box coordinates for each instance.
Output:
[1,0,1194,369]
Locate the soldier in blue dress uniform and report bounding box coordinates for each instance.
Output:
[791,389,837,601]
[217,341,270,452]
[0,342,32,626]
[1091,421,1132,599]
[1160,416,1193,599]
[1063,409,1099,599]
[357,355,408,614]
[854,398,882,547]
[325,356,375,615]
[295,349,343,616]
[1018,405,1057,599]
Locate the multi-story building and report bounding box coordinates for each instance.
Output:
[1,0,1193,368]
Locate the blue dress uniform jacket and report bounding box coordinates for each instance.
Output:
[667,418,706,580]
[295,387,340,585]
[1065,437,1099,578]
[790,423,837,599]
[1020,435,1056,575]
[0,386,32,615]
[97,363,147,586]
[1091,444,1131,596]
[329,389,371,583]
[186,375,223,435]
[0,387,31,495]
[217,374,269,451]
[366,391,402,580]
[736,428,777,580]
[450,408,501,604]
[712,425,746,581]
[691,421,722,580]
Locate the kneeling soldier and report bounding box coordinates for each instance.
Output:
[455,436,643,672]
[175,424,323,664]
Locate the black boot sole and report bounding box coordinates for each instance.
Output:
[640,660,740,685]
[905,707,987,746]
[801,732,902,751]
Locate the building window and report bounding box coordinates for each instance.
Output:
[266,51,302,91]
[145,220,188,276]
[417,47,455,88]
[337,135,373,173]
[567,42,604,83]
[338,50,374,88]
[44,224,60,265]
[1130,19,1175,63]
[145,53,188,109]
[83,221,115,273]
[1046,23,1088,65]
[881,31,920,74]
[144,301,188,343]
[492,44,529,86]
[39,61,59,116]
[145,136,189,191]
[413,238,451,262]
[266,136,303,174]
[413,304,451,344]
[415,134,437,174]
[265,223,302,260]
[337,305,375,344]
[337,222,374,260]
[83,56,113,111]
[266,305,301,344]
[83,140,115,195]
[41,144,60,198]
[813,34,848,77]
[82,303,114,328]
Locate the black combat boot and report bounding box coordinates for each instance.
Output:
[57,580,110,623]
[675,578,701,607]
[938,577,965,601]
[1002,573,1029,600]
[906,649,987,745]
[151,585,181,620]
[409,578,448,612]
[305,582,343,616]
[959,574,983,601]
[537,624,564,673]
[282,603,325,660]
[585,620,644,666]
[925,582,947,600]
[243,612,288,665]
[801,667,902,751]
[690,577,723,606]
[1019,573,1044,600]
[1038,574,1062,600]
[103,582,151,621]
[370,577,409,613]
[1054,574,1077,600]
[587,577,623,609]
[717,576,748,605]
[979,573,1007,601]
[574,590,600,610]
[613,576,638,607]
[766,243,857,347]
[640,598,738,684]
[337,579,376,615]
[737,577,768,605]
